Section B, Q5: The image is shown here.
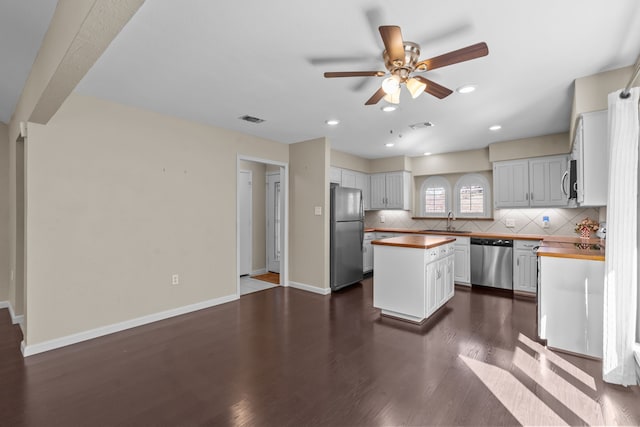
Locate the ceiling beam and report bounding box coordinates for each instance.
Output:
[28,0,145,124]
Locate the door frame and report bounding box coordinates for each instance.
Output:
[236,155,289,297]
[238,169,252,276]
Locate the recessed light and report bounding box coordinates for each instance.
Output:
[325,119,340,126]
[385,143,394,147]
[423,152,432,156]
[381,105,397,112]
[457,85,476,94]
[489,125,502,131]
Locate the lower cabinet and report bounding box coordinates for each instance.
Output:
[513,240,540,295]
[449,236,470,285]
[363,232,374,273]
[373,242,455,323]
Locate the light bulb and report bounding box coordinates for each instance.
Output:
[383,88,401,104]
[381,75,400,95]
[406,77,426,99]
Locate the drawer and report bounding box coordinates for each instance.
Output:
[376,233,396,239]
[426,248,439,263]
[364,232,375,241]
[515,240,541,250]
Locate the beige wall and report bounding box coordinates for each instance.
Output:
[488,133,569,162]
[239,160,267,273]
[571,65,633,141]
[411,149,491,176]
[369,156,410,173]
[0,122,9,301]
[289,138,329,291]
[330,149,370,173]
[23,93,289,346]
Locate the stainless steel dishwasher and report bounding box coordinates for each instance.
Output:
[470,238,513,289]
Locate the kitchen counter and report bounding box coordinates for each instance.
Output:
[373,236,455,324]
[371,235,456,249]
[537,236,605,261]
[366,227,548,241]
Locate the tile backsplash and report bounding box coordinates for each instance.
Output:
[365,207,604,237]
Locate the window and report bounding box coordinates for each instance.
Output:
[454,173,491,218]
[419,176,451,217]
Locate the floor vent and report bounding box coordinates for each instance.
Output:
[239,115,265,124]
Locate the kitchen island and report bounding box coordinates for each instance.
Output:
[537,236,605,358]
[372,235,456,323]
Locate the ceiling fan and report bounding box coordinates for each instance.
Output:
[324,26,489,105]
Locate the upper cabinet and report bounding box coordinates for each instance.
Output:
[493,155,569,209]
[330,166,371,210]
[370,171,411,210]
[573,110,608,207]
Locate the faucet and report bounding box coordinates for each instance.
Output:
[446,211,455,231]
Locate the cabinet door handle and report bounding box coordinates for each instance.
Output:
[517,258,519,266]
[561,170,569,196]
[525,192,529,201]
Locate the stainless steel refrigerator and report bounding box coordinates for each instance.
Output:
[330,185,364,291]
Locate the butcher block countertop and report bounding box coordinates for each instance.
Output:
[371,235,455,249]
[537,236,606,261]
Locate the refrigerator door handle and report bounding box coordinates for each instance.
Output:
[360,221,364,251]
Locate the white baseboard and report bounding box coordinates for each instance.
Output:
[251,268,267,276]
[288,281,331,295]
[21,294,238,357]
[0,301,24,326]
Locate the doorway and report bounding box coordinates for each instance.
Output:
[266,172,281,274]
[238,170,252,276]
[236,156,288,297]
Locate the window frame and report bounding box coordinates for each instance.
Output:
[454,173,491,218]
[419,176,451,217]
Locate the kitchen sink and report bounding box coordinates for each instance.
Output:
[421,229,471,234]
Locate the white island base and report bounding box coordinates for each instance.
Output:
[372,235,456,324]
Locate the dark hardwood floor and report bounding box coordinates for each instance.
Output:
[1,278,639,426]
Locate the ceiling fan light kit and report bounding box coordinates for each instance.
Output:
[324,25,488,105]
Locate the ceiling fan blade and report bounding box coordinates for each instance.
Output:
[324,71,386,78]
[365,87,386,105]
[414,76,453,99]
[415,42,488,71]
[379,26,405,65]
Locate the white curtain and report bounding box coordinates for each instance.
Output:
[603,87,639,386]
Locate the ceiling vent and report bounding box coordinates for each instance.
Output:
[239,115,265,124]
[409,122,434,130]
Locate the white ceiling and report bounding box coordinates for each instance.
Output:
[0,0,57,124]
[4,1,640,159]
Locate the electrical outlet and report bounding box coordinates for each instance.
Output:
[380,215,385,223]
[505,218,515,228]
[542,216,550,228]
[172,274,179,285]
[314,206,322,216]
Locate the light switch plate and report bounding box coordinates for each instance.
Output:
[314,206,322,216]
[380,215,385,223]
[506,218,515,228]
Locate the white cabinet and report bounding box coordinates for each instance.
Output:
[373,241,454,323]
[370,171,411,210]
[330,167,342,184]
[529,156,568,207]
[513,240,540,295]
[538,255,604,358]
[493,155,569,208]
[451,237,470,285]
[355,172,371,211]
[363,232,374,273]
[494,160,530,208]
[330,167,371,210]
[573,110,608,206]
[341,169,356,187]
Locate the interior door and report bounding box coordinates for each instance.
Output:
[239,170,252,276]
[266,172,281,273]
